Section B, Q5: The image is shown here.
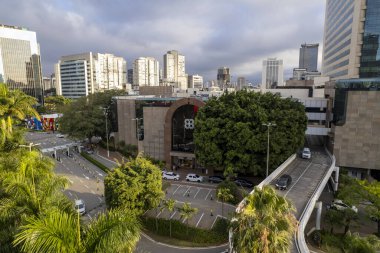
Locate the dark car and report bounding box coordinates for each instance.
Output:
[208,175,225,184]
[234,178,254,188]
[275,174,292,190]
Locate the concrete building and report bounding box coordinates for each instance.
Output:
[163,50,187,90]
[237,77,246,90]
[56,52,126,99]
[133,57,159,88]
[261,58,284,90]
[217,67,231,89]
[0,24,43,103]
[188,74,203,89]
[127,69,133,85]
[299,43,319,72]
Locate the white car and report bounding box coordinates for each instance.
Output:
[329,199,358,213]
[186,173,203,182]
[162,171,180,180]
[302,147,311,159]
[75,199,86,215]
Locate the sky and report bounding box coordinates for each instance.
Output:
[0,0,326,84]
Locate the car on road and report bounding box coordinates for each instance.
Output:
[56,134,65,138]
[186,173,203,182]
[275,174,292,190]
[75,199,86,215]
[162,171,180,180]
[234,178,254,188]
[302,147,311,159]
[85,149,94,154]
[208,175,225,184]
[327,199,358,213]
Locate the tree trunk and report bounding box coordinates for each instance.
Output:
[170,220,172,237]
[344,221,350,235]
[222,202,224,217]
[377,220,380,235]
[330,226,334,234]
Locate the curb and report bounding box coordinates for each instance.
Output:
[140,232,229,250]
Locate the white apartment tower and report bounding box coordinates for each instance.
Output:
[188,74,203,89]
[56,52,126,99]
[261,58,284,90]
[163,50,187,90]
[133,57,159,88]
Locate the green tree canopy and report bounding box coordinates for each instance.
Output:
[59,90,125,142]
[43,95,71,113]
[194,90,307,176]
[104,155,164,215]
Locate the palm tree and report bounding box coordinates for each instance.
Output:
[13,208,141,253]
[178,202,198,235]
[163,198,176,237]
[231,186,297,253]
[217,187,233,217]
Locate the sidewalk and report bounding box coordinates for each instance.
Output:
[96,147,127,164]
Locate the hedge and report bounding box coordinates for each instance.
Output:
[142,216,229,245]
[80,152,110,173]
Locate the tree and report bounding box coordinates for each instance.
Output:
[325,209,344,234]
[13,208,140,253]
[163,198,176,237]
[217,187,233,217]
[59,90,125,142]
[104,155,164,215]
[194,90,307,176]
[231,186,297,253]
[43,95,71,113]
[178,202,198,235]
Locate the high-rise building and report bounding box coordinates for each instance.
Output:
[127,69,133,85]
[133,57,159,88]
[163,50,187,90]
[217,67,231,89]
[299,43,319,72]
[188,74,203,89]
[322,0,380,79]
[56,52,126,99]
[0,24,43,103]
[237,77,246,90]
[261,58,284,89]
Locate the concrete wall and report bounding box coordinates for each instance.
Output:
[334,91,380,170]
[114,99,138,146]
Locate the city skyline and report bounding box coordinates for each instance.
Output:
[0,0,325,83]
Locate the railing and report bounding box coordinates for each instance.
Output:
[295,147,336,253]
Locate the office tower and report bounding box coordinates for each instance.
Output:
[188,74,203,89]
[322,0,380,79]
[56,52,126,99]
[261,58,284,89]
[237,77,246,90]
[0,24,43,103]
[217,67,231,89]
[127,69,133,84]
[299,43,319,72]
[163,50,187,90]
[133,57,159,88]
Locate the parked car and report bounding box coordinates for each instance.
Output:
[162,171,180,180]
[75,199,86,215]
[302,147,311,159]
[56,134,65,138]
[186,173,203,182]
[234,178,254,188]
[275,174,292,190]
[208,175,225,184]
[328,199,358,213]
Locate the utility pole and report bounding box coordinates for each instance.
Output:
[262,122,276,177]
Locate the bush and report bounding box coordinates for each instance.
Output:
[217,180,241,205]
[142,216,228,245]
[118,144,138,158]
[81,152,109,173]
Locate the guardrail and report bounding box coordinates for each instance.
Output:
[295,147,336,253]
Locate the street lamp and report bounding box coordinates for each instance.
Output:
[102,107,110,158]
[262,122,276,178]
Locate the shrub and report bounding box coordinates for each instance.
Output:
[81,152,109,173]
[217,180,241,205]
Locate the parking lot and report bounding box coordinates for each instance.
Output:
[145,183,236,230]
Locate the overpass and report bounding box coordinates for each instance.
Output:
[234,144,338,253]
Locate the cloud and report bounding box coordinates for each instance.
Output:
[0,0,325,83]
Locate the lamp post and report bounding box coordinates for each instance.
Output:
[102,107,110,158]
[262,122,276,178]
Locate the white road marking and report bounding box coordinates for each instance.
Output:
[284,162,313,198]
[97,197,102,202]
[85,176,90,180]
[193,188,201,199]
[170,211,177,219]
[98,173,103,177]
[172,185,180,195]
[205,189,212,200]
[84,185,89,189]
[68,192,72,196]
[68,179,73,184]
[211,215,225,229]
[196,213,204,227]
[156,211,162,218]
[79,179,83,183]
[182,217,187,223]
[183,186,191,197]
[87,214,92,220]
[91,190,95,194]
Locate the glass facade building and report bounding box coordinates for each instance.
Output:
[299,43,319,72]
[0,24,43,103]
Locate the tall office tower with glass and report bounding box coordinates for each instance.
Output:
[261,58,284,90]
[299,43,319,72]
[0,24,43,103]
[322,0,380,79]
[217,67,231,89]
